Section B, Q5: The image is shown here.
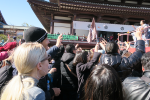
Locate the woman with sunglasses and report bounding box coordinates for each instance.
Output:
[1,42,50,100]
[73,43,101,100]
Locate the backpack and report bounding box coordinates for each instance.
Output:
[0,64,14,92]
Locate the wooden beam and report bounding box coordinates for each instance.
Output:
[110,20,115,24]
[122,18,128,24]
[52,19,71,23]
[137,0,143,5]
[70,14,76,35]
[50,14,54,34]
[76,15,94,19]
[43,16,51,20]
[121,0,125,3]
[97,16,102,22]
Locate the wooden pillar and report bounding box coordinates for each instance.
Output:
[71,14,76,35]
[70,19,73,35]
[50,14,54,34]
[96,16,102,39]
[97,16,102,22]
[122,18,128,24]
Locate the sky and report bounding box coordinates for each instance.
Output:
[0,0,44,28]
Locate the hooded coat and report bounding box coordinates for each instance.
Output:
[60,52,78,91]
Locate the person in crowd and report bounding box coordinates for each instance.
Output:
[110,34,114,42]
[0,52,16,91]
[24,27,62,100]
[123,52,150,100]
[0,41,17,61]
[73,43,101,99]
[0,51,9,61]
[131,20,149,47]
[2,34,11,46]
[13,36,17,43]
[51,45,64,87]
[84,64,123,100]
[60,44,78,100]
[1,42,47,100]
[99,29,145,81]
[0,42,17,52]
[0,40,4,46]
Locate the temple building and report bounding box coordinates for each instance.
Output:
[0,10,29,36]
[0,11,7,25]
[27,0,150,49]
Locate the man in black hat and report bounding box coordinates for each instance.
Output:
[13,36,17,43]
[24,27,62,58]
[24,27,62,100]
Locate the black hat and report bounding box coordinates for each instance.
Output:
[13,36,16,40]
[24,27,47,43]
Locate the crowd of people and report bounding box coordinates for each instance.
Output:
[0,26,149,100]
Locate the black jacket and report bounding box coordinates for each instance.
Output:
[60,53,78,91]
[123,71,150,100]
[76,52,101,94]
[99,40,145,80]
[51,58,61,87]
[37,75,55,100]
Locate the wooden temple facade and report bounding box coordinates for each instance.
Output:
[27,0,150,49]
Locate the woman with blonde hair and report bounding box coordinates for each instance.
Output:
[1,42,50,100]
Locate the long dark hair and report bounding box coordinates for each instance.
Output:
[73,51,88,66]
[84,64,123,100]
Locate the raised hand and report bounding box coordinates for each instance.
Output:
[75,44,79,49]
[94,43,99,52]
[49,68,57,74]
[134,28,142,40]
[125,41,130,50]
[56,34,63,47]
[7,34,10,42]
[52,88,61,96]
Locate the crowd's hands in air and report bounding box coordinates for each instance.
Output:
[56,34,63,47]
[49,68,57,74]
[75,44,79,49]
[52,88,61,96]
[125,41,131,50]
[134,28,143,40]
[94,43,99,52]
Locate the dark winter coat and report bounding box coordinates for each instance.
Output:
[60,53,78,92]
[123,71,150,100]
[99,40,145,80]
[38,75,54,100]
[76,52,101,94]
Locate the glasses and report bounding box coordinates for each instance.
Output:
[41,54,51,62]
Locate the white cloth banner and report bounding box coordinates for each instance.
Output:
[73,21,139,32]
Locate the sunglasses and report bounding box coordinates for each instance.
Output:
[41,54,51,62]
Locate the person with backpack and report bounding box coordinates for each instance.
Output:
[1,42,48,100]
[123,52,150,100]
[60,44,78,100]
